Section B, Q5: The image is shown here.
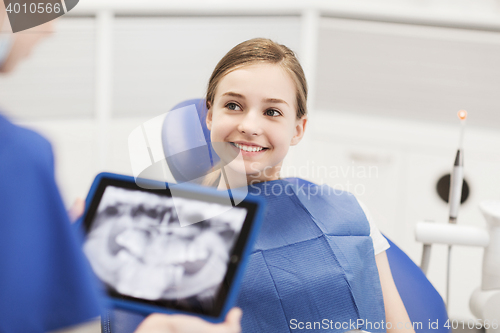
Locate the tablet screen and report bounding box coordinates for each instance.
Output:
[83,183,249,316]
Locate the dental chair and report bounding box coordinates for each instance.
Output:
[163,98,451,332]
[107,99,450,333]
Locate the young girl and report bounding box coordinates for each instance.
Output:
[203,38,415,333]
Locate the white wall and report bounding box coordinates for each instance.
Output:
[2,0,500,320]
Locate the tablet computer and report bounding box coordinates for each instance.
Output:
[80,172,264,322]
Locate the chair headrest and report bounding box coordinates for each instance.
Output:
[161,99,220,184]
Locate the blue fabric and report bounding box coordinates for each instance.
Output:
[0,114,104,333]
[236,178,386,333]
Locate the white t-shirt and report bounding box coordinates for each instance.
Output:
[357,200,390,256]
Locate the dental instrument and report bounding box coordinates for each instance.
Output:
[446,110,467,308]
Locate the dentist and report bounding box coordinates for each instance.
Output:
[0,5,241,333]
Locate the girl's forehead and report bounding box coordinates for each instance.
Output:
[215,63,296,103]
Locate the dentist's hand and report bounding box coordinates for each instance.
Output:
[68,198,85,223]
[134,307,242,333]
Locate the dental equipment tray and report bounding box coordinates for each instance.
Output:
[80,172,265,322]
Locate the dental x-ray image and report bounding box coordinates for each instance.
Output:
[83,186,248,314]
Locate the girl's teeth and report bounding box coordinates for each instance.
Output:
[234,143,263,152]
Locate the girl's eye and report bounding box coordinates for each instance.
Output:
[226,102,241,111]
[264,109,281,117]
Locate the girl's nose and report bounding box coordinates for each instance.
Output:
[237,110,263,136]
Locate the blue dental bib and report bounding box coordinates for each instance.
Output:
[235,178,385,333]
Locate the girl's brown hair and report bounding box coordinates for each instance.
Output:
[203,38,308,187]
[206,38,308,119]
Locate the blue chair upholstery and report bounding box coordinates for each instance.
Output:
[159,98,451,333]
[161,99,219,184]
[385,237,450,333]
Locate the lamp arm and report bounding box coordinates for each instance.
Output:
[415,222,489,247]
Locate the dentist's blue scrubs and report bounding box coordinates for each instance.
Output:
[0,113,103,333]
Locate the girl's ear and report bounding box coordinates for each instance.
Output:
[206,102,212,131]
[291,115,307,146]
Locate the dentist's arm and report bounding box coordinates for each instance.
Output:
[375,252,415,333]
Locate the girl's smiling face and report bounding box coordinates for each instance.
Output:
[206,63,307,185]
